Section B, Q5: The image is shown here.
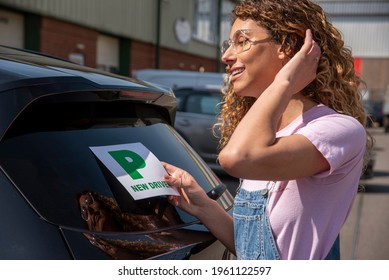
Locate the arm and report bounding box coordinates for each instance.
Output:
[162,162,235,254]
[219,30,328,181]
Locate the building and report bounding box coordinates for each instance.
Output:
[0,0,235,75]
[0,0,388,107]
[319,0,389,124]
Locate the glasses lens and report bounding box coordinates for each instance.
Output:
[221,40,230,54]
[81,206,89,221]
[234,31,251,54]
[80,193,94,221]
[85,193,94,205]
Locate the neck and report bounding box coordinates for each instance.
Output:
[277,95,317,131]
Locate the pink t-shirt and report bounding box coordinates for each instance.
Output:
[241,104,366,259]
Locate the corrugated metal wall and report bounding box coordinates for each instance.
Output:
[319,0,389,16]
[319,0,389,58]
[0,0,157,41]
[332,16,389,58]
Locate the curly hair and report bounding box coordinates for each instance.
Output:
[79,191,180,232]
[215,0,373,171]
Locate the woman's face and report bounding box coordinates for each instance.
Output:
[221,18,284,98]
[79,193,121,232]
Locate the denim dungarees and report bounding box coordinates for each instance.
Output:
[233,187,340,260]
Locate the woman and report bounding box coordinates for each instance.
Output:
[163,0,372,260]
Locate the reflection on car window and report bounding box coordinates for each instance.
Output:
[77,190,215,259]
[83,233,180,259]
[77,191,182,232]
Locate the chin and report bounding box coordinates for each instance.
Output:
[233,87,259,98]
[232,82,261,98]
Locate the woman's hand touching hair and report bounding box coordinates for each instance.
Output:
[275,29,321,96]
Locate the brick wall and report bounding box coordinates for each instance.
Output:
[40,17,98,68]
[130,41,218,73]
[130,41,156,71]
[39,17,219,75]
[362,58,389,92]
[159,47,218,73]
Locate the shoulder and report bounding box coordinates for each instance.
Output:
[299,104,366,142]
[296,105,366,169]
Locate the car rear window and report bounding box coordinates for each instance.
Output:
[0,94,231,234]
[0,124,227,232]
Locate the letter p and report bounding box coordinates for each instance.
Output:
[108,150,146,180]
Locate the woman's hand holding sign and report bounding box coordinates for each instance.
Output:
[162,162,210,217]
[162,161,235,254]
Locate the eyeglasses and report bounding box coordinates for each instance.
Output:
[221,29,271,55]
[81,192,95,221]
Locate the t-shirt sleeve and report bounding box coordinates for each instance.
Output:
[295,114,366,176]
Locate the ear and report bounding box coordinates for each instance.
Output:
[277,45,292,60]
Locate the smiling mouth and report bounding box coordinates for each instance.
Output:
[229,68,244,84]
[232,68,244,76]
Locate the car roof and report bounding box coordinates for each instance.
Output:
[0,46,177,140]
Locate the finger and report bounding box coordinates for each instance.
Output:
[305,29,313,42]
[161,161,173,173]
[163,174,181,189]
[305,30,321,57]
[309,40,321,55]
[168,195,179,207]
[299,29,314,55]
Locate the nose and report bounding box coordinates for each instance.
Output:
[221,46,236,66]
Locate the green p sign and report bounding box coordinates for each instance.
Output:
[90,143,179,200]
[108,150,146,180]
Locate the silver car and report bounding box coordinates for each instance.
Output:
[134,69,226,174]
[173,87,223,173]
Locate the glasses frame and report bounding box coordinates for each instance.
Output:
[81,192,95,221]
[221,29,271,55]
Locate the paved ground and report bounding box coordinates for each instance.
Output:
[341,127,389,260]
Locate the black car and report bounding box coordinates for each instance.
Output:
[0,46,233,260]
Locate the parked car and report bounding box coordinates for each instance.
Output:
[0,46,233,260]
[134,69,225,90]
[174,87,223,173]
[134,69,226,174]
